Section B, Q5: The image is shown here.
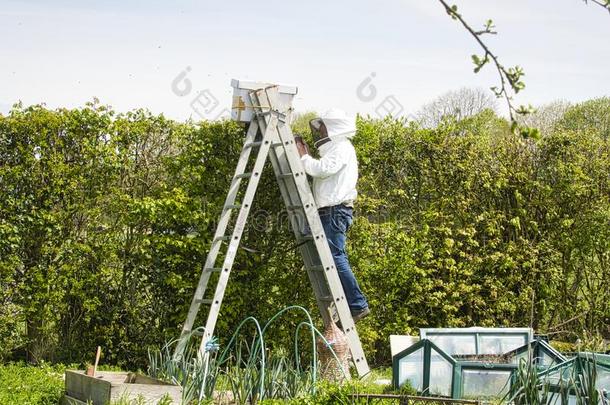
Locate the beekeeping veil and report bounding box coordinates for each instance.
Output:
[309,108,356,148]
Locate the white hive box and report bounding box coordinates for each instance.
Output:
[230,79,298,123]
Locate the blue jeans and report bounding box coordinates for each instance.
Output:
[318,204,368,312]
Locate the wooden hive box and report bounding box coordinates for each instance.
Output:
[62,370,182,404]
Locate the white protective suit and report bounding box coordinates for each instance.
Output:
[300,109,358,209]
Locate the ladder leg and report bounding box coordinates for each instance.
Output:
[198,110,278,355]
[175,121,259,356]
[260,86,371,376]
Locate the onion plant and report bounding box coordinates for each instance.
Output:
[148,306,346,404]
[506,350,608,405]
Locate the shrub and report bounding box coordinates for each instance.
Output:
[0,363,64,405]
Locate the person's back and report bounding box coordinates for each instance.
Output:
[304,137,358,209]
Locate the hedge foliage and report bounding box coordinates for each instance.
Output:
[0,99,608,368]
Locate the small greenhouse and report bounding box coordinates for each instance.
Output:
[392,327,610,402]
[392,337,518,399]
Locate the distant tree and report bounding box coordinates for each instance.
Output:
[556,97,610,139]
[416,87,498,128]
[517,100,572,136]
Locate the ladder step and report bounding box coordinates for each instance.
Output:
[204,267,222,273]
[195,299,214,305]
[244,141,262,149]
[277,173,293,179]
[320,295,334,302]
[308,265,324,272]
[286,204,303,211]
[213,236,231,243]
[235,172,253,179]
[223,204,242,211]
[297,235,314,243]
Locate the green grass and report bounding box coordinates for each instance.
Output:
[0,362,65,405]
[0,363,133,405]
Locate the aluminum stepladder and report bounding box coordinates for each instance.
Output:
[177,81,370,377]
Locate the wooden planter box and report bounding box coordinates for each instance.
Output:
[62,370,182,405]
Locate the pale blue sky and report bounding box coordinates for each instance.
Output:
[1,0,609,120]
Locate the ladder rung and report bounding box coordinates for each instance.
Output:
[286,205,303,211]
[223,204,242,210]
[244,141,262,149]
[204,267,222,273]
[320,295,334,302]
[277,173,293,179]
[308,265,324,271]
[194,298,223,305]
[195,299,214,305]
[213,236,231,243]
[270,142,284,148]
[235,172,253,179]
[297,235,314,243]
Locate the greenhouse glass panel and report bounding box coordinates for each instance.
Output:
[420,328,533,356]
[398,347,423,391]
[429,348,453,396]
[507,339,566,370]
[596,365,610,391]
[536,340,567,366]
[543,360,575,386]
[596,354,610,367]
[427,335,476,355]
[511,350,529,365]
[479,334,526,354]
[539,349,559,367]
[462,369,511,399]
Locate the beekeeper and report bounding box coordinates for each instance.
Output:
[295,109,370,322]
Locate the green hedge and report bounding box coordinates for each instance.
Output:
[0,100,608,368]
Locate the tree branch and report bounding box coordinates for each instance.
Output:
[437,0,527,124]
[437,0,604,138]
[583,0,610,14]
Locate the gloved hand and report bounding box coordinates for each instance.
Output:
[295,135,309,157]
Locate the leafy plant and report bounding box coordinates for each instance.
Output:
[0,362,64,405]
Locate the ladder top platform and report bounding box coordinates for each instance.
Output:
[231,79,298,94]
